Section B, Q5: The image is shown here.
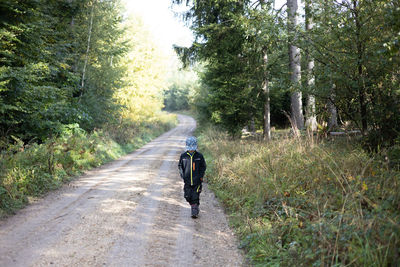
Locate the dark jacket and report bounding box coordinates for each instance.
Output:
[178,151,206,186]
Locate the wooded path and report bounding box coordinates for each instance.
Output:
[0,115,244,266]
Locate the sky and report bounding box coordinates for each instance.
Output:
[123,0,298,57]
[123,0,193,57]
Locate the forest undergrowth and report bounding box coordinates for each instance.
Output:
[198,126,400,266]
[0,113,177,217]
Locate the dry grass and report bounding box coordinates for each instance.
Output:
[199,127,400,266]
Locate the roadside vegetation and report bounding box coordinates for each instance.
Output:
[0,114,176,217]
[197,125,399,266]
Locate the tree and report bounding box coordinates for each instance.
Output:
[262,51,271,140]
[164,68,198,111]
[172,0,289,137]
[307,0,400,145]
[173,0,257,136]
[0,0,166,145]
[287,0,304,130]
[0,0,83,140]
[115,15,169,123]
[173,0,400,146]
[304,0,317,131]
[80,0,96,97]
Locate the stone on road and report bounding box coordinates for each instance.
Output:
[0,115,244,267]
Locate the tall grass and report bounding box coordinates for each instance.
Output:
[199,126,400,266]
[0,113,177,217]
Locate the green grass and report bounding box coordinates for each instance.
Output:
[0,113,177,217]
[198,126,400,266]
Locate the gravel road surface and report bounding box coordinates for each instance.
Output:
[0,115,245,267]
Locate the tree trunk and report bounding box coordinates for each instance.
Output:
[353,0,368,134]
[259,0,271,140]
[305,0,317,131]
[262,51,271,141]
[328,84,338,130]
[249,115,256,134]
[287,0,304,130]
[306,94,317,130]
[80,0,96,98]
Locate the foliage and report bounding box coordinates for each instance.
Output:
[304,0,400,146]
[0,0,171,143]
[173,0,260,136]
[77,0,129,130]
[198,126,400,266]
[0,114,177,216]
[172,0,300,136]
[0,0,84,141]
[163,67,199,111]
[115,15,169,123]
[174,0,400,145]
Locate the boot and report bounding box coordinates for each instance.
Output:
[191,204,199,218]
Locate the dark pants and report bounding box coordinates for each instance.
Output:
[184,184,202,205]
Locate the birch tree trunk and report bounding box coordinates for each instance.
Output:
[67,0,78,73]
[287,0,304,130]
[262,51,271,141]
[305,0,317,131]
[321,0,337,131]
[80,0,96,98]
[259,0,271,140]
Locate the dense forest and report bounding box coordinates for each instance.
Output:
[0,0,176,213]
[0,0,172,143]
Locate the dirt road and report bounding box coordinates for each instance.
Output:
[0,115,244,267]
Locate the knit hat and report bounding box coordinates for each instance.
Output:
[185,136,198,151]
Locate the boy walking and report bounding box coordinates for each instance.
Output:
[178,136,207,218]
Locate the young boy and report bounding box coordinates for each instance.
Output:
[178,136,207,218]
